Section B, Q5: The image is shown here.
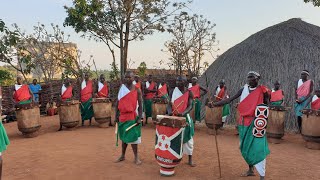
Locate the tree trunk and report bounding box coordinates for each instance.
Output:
[123,19,130,75]
[120,21,125,78]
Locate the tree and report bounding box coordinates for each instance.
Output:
[64,0,190,77]
[137,61,147,76]
[109,59,120,80]
[0,68,15,86]
[304,0,320,6]
[165,12,217,76]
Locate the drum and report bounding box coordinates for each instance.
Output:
[302,109,320,150]
[92,98,112,128]
[154,115,187,176]
[16,103,41,138]
[205,106,223,133]
[267,106,286,143]
[58,100,81,129]
[152,98,167,120]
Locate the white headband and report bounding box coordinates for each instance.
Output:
[248,71,260,78]
[301,70,310,76]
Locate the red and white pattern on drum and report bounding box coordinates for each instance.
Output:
[160,167,175,176]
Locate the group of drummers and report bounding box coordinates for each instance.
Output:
[0,69,318,179]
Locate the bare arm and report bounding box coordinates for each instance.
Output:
[137,88,143,120]
[11,87,16,104]
[199,85,208,96]
[302,80,314,103]
[303,96,312,109]
[115,100,119,122]
[214,88,243,107]
[28,86,34,102]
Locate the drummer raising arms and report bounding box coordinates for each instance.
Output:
[212,71,270,180]
[95,74,109,98]
[80,72,94,126]
[58,77,75,131]
[12,76,34,106]
[115,71,143,165]
[168,75,196,167]
[270,81,284,106]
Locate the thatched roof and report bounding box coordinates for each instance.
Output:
[199,18,320,131]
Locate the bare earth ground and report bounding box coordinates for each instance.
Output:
[2,116,320,180]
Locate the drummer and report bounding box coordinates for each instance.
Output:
[143,75,157,123]
[133,75,142,90]
[157,80,169,101]
[270,81,284,106]
[188,77,207,122]
[115,71,143,165]
[80,72,94,126]
[95,74,109,98]
[58,77,75,131]
[212,71,269,180]
[213,79,230,127]
[303,88,320,111]
[168,75,196,167]
[11,76,34,106]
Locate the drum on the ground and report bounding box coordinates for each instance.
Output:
[205,106,223,131]
[152,97,167,120]
[16,103,41,138]
[58,100,81,129]
[267,105,286,143]
[154,115,186,176]
[92,98,112,128]
[302,109,320,150]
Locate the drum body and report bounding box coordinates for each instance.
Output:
[152,98,167,120]
[154,115,186,176]
[205,106,222,130]
[302,110,320,150]
[59,100,81,129]
[267,106,286,141]
[16,103,41,138]
[92,98,112,128]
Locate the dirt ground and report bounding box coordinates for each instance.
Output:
[2,115,320,180]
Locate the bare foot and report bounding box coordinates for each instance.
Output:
[114,156,125,163]
[135,158,142,165]
[188,162,196,167]
[240,170,255,177]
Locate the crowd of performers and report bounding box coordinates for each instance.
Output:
[0,69,317,180]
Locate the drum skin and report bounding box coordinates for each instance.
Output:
[16,106,41,138]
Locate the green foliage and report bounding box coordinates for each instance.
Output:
[109,60,119,80]
[0,68,15,86]
[137,62,147,76]
[304,0,320,6]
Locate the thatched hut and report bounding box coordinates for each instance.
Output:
[199,18,320,132]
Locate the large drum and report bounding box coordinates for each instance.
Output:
[267,106,286,143]
[92,98,112,128]
[154,115,186,176]
[152,98,167,120]
[302,109,320,150]
[205,106,223,134]
[16,103,41,138]
[58,100,81,129]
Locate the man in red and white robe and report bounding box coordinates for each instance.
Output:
[80,72,94,126]
[143,75,157,123]
[303,88,320,111]
[188,77,207,122]
[58,77,74,131]
[12,76,34,106]
[270,81,284,106]
[96,74,109,98]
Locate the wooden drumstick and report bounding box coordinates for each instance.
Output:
[115,123,118,134]
[125,123,138,132]
[172,100,184,114]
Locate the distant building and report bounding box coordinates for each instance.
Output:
[128,68,188,76]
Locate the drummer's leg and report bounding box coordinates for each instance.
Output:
[0,155,2,180]
[297,116,302,133]
[115,142,128,163]
[58,123,63,131]
[131,144,141,165]
[240,165,255,177]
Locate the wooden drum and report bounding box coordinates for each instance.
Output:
[16,103,41,138]
[267,106,286,144]
[58,100,81,129]
[152,98,167,120]
[302,109,320,150]
[92,98,112,128]
[154,115,186,176]
[205,106,222,134]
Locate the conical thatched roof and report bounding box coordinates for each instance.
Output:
[199,18,320,131]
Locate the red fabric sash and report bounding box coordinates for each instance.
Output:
[270,89,284,102]
[97,83,109,98]
[238,86,264,126]
[216,86,225,101]
[118,89,138,122]
[61,86,73,101]
[158,84,168,97]
[297,80,311,98]
[81,80,93,102]
[189,84,200,99]
[145,81,156,99]
[311,98,320,110]
[14,85,31,102]
[173,91,189,116]
[135,82,141,90]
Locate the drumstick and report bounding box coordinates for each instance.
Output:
[125,123,138,132]
[115,123,118,134]
[172,100,184,114]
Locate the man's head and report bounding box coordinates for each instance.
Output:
[124,71,134,85]
[219,79,225,88]
[315,88,320,97]
[191,77,198,85]
[274,80,281,90]
[176,75,187,88]
[84,72,90,81]
[147,75,153,82]
[134,75,140,82]
[16,76,23,85]
[247,71,260,88]
[300,70,309,80]
[100,74,105,83]
[33,79,37,85]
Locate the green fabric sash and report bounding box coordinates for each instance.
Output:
[271,100,283,106]
[222,104,230,117]
[0,122,10,153]
[194,98,202,121]
[294,97,310,117]
[81,98,93,121]
[117,117,141,144]
[144,99,153,118]
[183,114,194,143]
[19,99,32,105]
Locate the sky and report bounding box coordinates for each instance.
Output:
[0,0,319,70]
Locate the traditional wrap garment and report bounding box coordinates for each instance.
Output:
[81,80,94,121]
[311,95,320,110]
[188,83,201,121]
[117,84,141,145]
[216,86,230,123]
[97,81,109,98]
[133,80,141,90]
[295,79,311,117]
[0,121,10,156]
[270,89,284,106]
[238,84,270,177]
[14,84,32,104]
[157,83,169,100]
[144,81,156,118]
[61,85,73,102]
[172,87,194,155]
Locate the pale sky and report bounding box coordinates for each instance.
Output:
[0,0,319,70]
